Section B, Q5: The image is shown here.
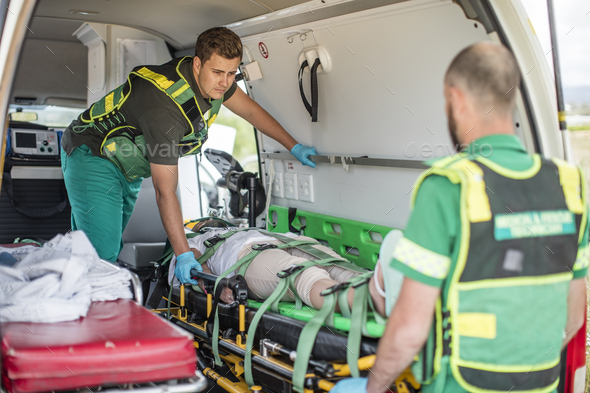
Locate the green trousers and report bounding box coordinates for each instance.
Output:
[61,145,142,261]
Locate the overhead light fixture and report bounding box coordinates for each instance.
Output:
[70,9,100,15]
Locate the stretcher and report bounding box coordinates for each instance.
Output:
[153,207,420,393]
[1,258,207,393]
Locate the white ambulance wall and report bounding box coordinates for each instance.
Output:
[106,25,172,92]
[242,0,490,229]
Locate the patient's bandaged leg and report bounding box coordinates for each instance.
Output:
[236,236,360,306]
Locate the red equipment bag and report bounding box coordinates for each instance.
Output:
[1,299,196,393]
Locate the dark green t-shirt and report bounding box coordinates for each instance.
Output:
[61,58,237,165]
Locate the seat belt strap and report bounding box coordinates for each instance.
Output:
[310,58,320,122]
[297,58,321,122]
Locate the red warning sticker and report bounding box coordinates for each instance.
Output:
[259,42,269,59]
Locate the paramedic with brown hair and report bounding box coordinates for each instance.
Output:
[333,42,588,393]
[61,27,317,280]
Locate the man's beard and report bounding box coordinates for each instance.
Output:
[447,102,461,152]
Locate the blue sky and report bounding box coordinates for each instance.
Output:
[520,0,590,87]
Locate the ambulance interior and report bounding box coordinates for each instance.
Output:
[0,0,585,392]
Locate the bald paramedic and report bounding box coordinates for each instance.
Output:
[333,42,588,393]
[60,27,317,277]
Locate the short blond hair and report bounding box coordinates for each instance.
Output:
[445,42,521,114]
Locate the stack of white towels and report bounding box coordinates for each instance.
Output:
[0,231,133,323]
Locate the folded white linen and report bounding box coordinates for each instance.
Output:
[0,231,133,323]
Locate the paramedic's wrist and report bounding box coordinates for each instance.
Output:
[175,251,202,285]
[290,143,317,168]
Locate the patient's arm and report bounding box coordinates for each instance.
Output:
[190,248,233,303]
[190,247,203,260]
[189,248,207,292]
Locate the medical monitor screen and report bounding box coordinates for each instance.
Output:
[15,132,37,148]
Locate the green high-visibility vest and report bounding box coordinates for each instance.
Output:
[73,56,222,181]
[412,154,587,393]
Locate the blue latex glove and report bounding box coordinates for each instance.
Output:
[175,251,202,285]
[330,377,368,393]
[290,143,317,168]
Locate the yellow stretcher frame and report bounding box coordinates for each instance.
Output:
[152,285,420,393]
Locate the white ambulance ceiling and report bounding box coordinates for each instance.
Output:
[31,0,310,49]
[13,0,412,108]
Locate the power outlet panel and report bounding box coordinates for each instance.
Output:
[298,174,314,202]
[283,173,298,200]
[271,172,284,198]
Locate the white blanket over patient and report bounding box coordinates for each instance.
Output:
[0,231,133,323]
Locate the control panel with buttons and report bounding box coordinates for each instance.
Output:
[10,129,59,156]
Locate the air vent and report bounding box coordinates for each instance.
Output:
[13,97,36,105]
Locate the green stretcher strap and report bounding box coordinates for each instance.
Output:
[292,291,337,393]
[244,269,294,386]
[237,241,320,277]
[348,278,370,378]
[196,229,243,266]
[210,239,320,366]
[337,287,351,318]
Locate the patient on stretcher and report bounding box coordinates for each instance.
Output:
[169,219,397,316]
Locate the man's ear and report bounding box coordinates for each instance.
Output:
[193,57,202,76]
[449,86,468,117]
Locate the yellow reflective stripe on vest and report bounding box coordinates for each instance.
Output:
[171,82,190,99]
[455,272,572,291]
[393,236,451,279]
[450,160,492,223]
[135,67,175,90]
[476,154,542,180]
[578,169,587,244]
[410,158,463,209]
[573,245,589,270]
[453,357,560,374]
[552,158,584,214]
[105,91,115,113]
[208,113,218,127]
[456,313,496,339]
